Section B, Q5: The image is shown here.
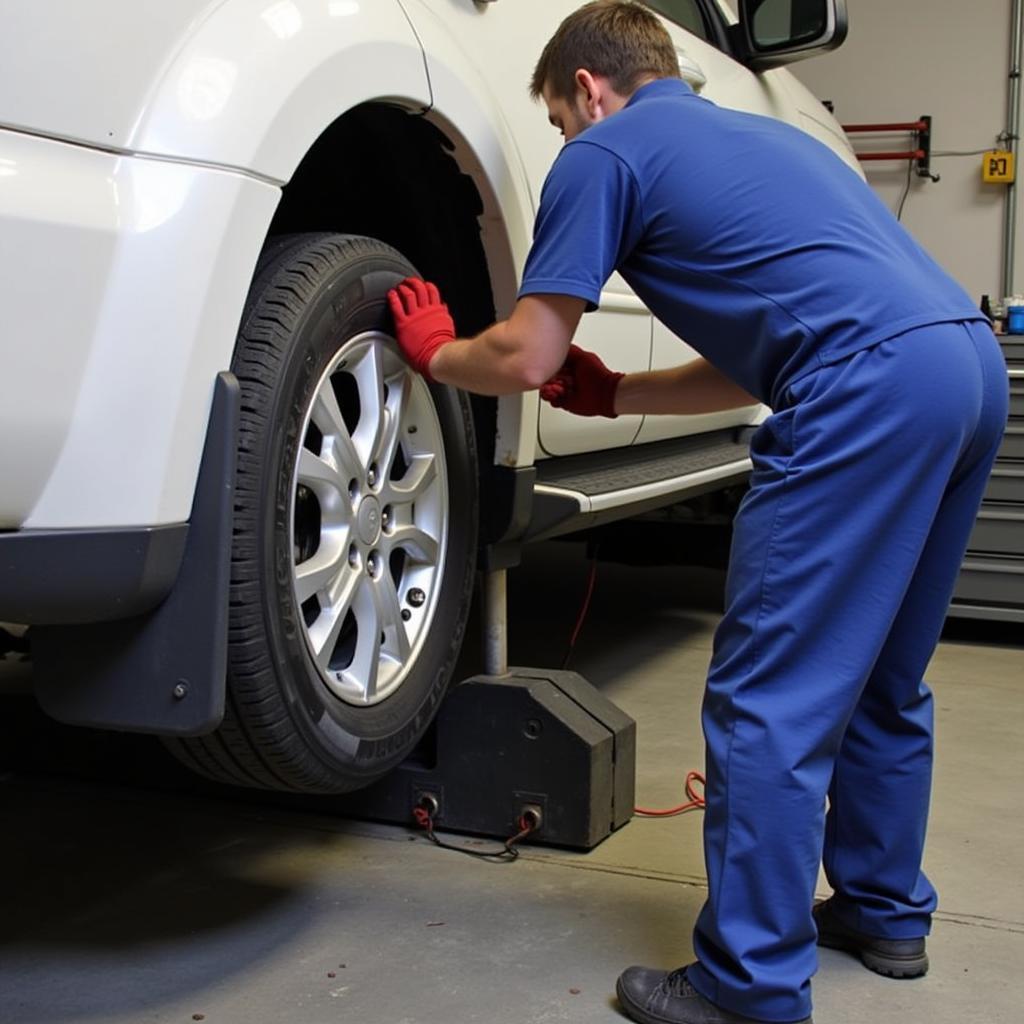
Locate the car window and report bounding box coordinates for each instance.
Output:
[644,0,711,42]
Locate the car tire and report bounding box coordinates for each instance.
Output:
[165,233,478,793]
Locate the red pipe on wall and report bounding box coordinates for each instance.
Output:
[855,150,927,161]
[842,122,930,133]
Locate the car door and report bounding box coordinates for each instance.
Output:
[402,0,652,457]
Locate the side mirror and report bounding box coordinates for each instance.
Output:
[735,0,849,71]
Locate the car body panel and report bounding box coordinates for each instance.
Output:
[0,128,278,529]
[0,0,431,182]
[0,0,225,153]
[537,291,650,458]
[0,0,430,530]
[777,72,862,175]
[636,320,765,446]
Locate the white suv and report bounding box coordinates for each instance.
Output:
[0,0,853,793]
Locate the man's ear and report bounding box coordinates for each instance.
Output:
[574,68,603,117]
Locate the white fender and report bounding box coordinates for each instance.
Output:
[0,0,431,181]
[0,0,434,529]
[398,3,541,469]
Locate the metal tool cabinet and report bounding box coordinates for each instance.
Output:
[949,336,1024,623]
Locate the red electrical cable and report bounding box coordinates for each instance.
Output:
[634,770,706,817]
[562,546,708,820]
[561,550,599,670]
[412,804,535,860]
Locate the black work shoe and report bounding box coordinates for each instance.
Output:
[813,898,929,979]
[616,965,812,1024]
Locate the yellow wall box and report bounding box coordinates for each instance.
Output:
[983,150,1015,184]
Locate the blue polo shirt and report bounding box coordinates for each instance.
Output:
[519,78,984,408]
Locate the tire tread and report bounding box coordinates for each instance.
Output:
[166,233,472,794]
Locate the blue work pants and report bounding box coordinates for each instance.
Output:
[687,321,1009,1022]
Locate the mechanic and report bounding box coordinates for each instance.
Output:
[387,3,1009,1023]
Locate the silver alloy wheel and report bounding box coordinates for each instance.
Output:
[290,332,448,706]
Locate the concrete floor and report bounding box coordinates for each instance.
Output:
[1,539,1022,1024]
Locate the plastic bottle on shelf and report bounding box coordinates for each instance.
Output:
[1005,295,1024,335]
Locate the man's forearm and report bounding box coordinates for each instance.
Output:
[427,320,544,395]
[615,357,757,415]
[428,292,586,395]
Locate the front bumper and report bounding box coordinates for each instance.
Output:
[0,525,187,624]
[0,372,239,627]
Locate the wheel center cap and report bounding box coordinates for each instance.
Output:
[357,496,382,546]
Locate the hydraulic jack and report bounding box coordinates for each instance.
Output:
[332,570,637,850]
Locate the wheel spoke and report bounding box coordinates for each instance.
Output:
[329,427,363,484]
[345,576,383,700]
[311,381,348,439]
[386,524,439,565]
[311,384,362,481]
[372,572,411,662]
[307,570,359,670]
[297,447,345,497]
[294,541,347,605]
[375,373,409,478]
[387,453,437,504]
[353,343,386,467]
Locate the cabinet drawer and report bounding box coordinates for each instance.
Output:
[1001,337,1024,366]
[954,555,1024,607]
[1011,382,1023,420]
[967,507,1024,556]
[999,426,1024,461]
[985,465,1024,504]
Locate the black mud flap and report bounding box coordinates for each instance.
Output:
[32,372,239,737]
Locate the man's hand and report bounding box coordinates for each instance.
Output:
[387,277,455,380]
[539,344,624,418]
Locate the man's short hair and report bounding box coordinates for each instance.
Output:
[530,1,681,102]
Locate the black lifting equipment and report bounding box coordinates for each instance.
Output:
[332,669,636,851]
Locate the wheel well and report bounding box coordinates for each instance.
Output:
[268,102,498,339]
[267,102,504,531]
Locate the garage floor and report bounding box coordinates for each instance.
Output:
[1,540,1021,1024]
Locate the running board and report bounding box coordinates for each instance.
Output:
[527,428,753,542]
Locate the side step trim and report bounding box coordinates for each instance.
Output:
[537,457,752,515]
[526,429,753,542]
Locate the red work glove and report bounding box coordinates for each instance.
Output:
[387,277,455,380]
[539,345,624,418]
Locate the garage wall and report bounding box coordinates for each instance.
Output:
[792,0,1015,305]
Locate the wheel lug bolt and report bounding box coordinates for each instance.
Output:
[367,465,378,487]
[368,553,379,576]
[407,588,426,608]
[348,546,359,568]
